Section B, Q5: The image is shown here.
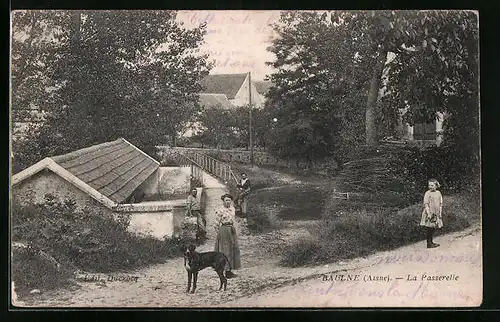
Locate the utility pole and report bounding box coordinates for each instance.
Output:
[248,71,254,167]
[71,10,81,47]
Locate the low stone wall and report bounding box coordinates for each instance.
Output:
[116,200,186,240]
[157,166,191,196]
[116,186,205,240]
[157,146,340,170]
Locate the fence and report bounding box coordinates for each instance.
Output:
[163,148,239,189]
[159,147,351,201]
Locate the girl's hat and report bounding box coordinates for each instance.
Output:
[220,193,234,201]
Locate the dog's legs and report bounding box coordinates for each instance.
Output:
[187,271,192,293]
[190,272,198,293]
[216,269,225,291]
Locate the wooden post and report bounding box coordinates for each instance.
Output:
[248,71,254,167]
[190,163,194,188]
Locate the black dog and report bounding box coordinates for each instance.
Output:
[182,244,231,293]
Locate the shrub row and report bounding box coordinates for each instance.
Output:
[280,193,479,267]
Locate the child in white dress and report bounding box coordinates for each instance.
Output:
[419,178,443,248]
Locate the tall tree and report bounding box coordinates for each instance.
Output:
[264,10,479,157]
[11,10,212,172]
[264,11,371,161]
[11,11,73,132]
[382,11,479,151]
[194,106,237,149]
[329,10,479,147]
[194,105,260,149]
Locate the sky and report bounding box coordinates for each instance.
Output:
[176,11,282,81]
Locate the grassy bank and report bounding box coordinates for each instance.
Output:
[280,193,480,267]
[230,164,332,232]
[234,145,481,267]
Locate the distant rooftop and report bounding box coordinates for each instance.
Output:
[201,73,248,99]
[198,93,235,110]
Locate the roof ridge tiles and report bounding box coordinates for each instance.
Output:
[51,139,123,164]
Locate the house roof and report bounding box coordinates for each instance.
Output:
[199,93,235,110]
[12,138,160,207]
[201,73,248,99]
[254,81,272,95]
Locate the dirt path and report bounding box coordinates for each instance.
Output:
[222,225,482,307]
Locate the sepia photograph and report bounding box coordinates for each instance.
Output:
[9,10,481,307]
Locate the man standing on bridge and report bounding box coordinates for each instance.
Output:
[236,172,251,216]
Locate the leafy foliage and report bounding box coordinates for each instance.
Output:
[11,10,212,172]
[264,10,479,179]
[12,194,195,273]
[192,104,273,150]
[382,11,479,154]
[264,12,369,161]
[12,245,75,296]
[193,105,247,149]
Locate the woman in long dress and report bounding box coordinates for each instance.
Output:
[213,193,241,278]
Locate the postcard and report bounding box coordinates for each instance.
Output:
[10,9,481,308]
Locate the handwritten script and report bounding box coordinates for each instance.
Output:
[311,280,471,302]
[374,250,481,266]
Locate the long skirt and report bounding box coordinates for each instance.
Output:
[214,225,241,270]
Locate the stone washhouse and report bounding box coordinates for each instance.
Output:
[11,138,199,239]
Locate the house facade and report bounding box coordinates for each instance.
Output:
[394,109,445,147]
[182,73,269,139]
[379,58,444,147]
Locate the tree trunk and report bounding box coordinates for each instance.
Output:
[71,11,81,45]
[365,44,388,146]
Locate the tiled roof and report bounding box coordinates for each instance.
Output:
[199,93,235,109]
[51,138,159,204]
[201,73,248,99]
[254,81,272,95]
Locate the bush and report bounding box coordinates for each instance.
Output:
[400,144,480,194]
[11,194,196,293]
[11,245,75,296]
[339,144,480,199]
[280,238,323,266]
[281,193,479,267]
[247,203,284,233]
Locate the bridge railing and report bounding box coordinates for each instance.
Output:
[167,149,239,188]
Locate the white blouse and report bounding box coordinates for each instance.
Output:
[213,205,235,230]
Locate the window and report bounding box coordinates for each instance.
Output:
[413,121,436,141]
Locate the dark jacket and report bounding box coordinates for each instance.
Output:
[237,179,251,191]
